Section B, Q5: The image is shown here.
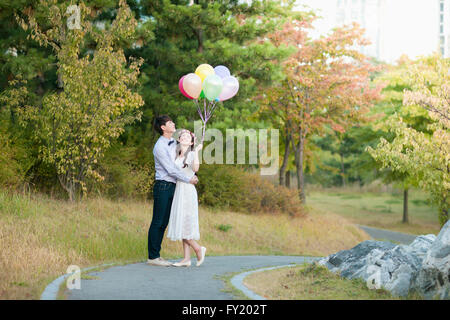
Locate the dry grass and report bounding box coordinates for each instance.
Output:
[243,263,421,300]
[197,208,370,257]
[0,189,370,300]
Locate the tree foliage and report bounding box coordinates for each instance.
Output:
[367,55,450,225]
[259,20,383,201]
[14,0,144,201]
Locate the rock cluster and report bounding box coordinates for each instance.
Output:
[318,220,450,299]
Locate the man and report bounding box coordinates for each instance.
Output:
[147,115,199,266]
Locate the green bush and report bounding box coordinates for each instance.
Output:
[0,130,30,191]
[0,138,21,188]
[216,224,233,232]
[196,164,305,217]
[88,142,155,200]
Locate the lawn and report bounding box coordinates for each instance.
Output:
[307,188,440,235]
[243,263,422,300]
[0,189,370,300]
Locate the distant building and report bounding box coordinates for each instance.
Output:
[335,0,386,60]
[439,0,450,57]
[295,0,448,63]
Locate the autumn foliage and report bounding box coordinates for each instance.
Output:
[260,18,383,202]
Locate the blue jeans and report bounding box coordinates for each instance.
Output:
[148,180,176,259]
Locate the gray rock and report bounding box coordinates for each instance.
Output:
[414,221,450,299]
[318,240,396,276]
[402,234,436,261]
[384,263,413,297]
[319,226,449,299]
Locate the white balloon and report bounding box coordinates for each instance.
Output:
[219,76,239,101]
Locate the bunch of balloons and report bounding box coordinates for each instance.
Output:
[178,64,239,144]
[179,64,239,102]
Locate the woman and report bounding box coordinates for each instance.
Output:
[166,129,206,267]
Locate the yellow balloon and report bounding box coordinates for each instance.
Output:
[195,64,215,82]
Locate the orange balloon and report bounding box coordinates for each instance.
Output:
[182,73,202,99]
[195,64,215,81]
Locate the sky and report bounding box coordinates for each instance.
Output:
[294,0,441,64]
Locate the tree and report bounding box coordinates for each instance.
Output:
[365,55,436,224]
[367,54,450,226]
[127,0,306,149]
[260,20,383,203]
[15,0,144,201]
[312,125,382,188]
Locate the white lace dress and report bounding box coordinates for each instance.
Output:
[167,152,200,241]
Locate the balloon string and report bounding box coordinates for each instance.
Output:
[201,123,206,145]
[206,101,212,120]
[203,99,207,122]
[208,101,218,119]
[202,100,209,145]
[197,98,220,146]
[195,100,204,122]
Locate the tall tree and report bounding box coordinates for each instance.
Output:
[367,54,450,226]
[14,0,144,201]
[128,0,307,148]
[261,20,383,203]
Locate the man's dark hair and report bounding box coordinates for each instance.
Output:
[153,115,172,135]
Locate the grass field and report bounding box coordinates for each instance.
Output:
[0,189,370,300]
[307,187,441,235]
[243,263,422,300]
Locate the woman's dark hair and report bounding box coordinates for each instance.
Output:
[176,129,195,168]
[153,115,173,135]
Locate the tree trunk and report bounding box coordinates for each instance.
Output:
[279,169,285,186]
[439,196,448,226]
[340,152,346,187]
[57,72,63,89]
[196,28,203,53]
[279,135,291,186]
[403,188,409,224]
[441,208,448,226]
[285,170,291,188]
[58,172,79,202]
[293,137,306,204]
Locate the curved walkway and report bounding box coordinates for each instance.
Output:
[357,225,417,244]
[62,256,319,300]
[43,226,418,300]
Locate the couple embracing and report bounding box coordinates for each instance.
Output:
[147,115,206,267]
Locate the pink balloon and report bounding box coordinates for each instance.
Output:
[179,75,194,99]
[219,76,239,101]
[183,73,202,99]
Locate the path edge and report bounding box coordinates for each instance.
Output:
[40,262,122,300]
[230,257,319,300]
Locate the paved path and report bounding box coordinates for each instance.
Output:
[54,226,417,300]
[66,256,319,300]
[357,225,417,245]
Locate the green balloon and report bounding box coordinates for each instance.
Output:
[202,74,223,101]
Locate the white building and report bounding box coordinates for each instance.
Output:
[295,0,449,63]
[439,0,450,57]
